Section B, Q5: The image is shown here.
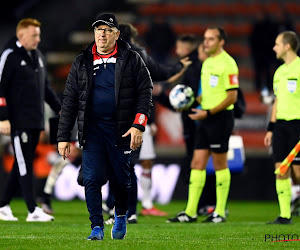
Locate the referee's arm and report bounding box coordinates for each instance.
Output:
[264,97,277,146]
[210,88,238,115]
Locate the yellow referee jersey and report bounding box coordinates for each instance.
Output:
[201,50,239,110]
[273,56,300,120]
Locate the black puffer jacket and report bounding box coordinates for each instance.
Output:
[57,39,153,147]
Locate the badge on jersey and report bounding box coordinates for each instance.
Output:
[287,79,297,93]
[209,75,219,87]
[229,74,239,86]
[21,132,28,143]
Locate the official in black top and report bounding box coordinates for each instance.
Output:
[0,18,61,222]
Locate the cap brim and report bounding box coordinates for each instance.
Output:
[92,20,115,28]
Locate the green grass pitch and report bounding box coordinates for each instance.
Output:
[1,199,300,249]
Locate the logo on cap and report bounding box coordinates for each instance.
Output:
[92,13,119,29]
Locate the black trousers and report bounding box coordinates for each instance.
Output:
[83,121,131,228]
[106,162,138,217]
[0,129,40,213]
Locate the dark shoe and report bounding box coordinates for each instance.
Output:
[267,216,292,224]
[202,212,226,223]
[198,205,216,216]
[291,197,300,216]
[127,214,137,224]
[87,226,105,240]
[111,213,127,240]
[198,205,229,216]
[166,211,197,223]
[37,195,54,215]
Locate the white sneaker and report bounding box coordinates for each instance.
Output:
[26,207,54,222]
[0,205,18,221]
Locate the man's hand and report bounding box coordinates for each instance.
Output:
[122,127,143,151]
[188,108,207,120]
[0,120,11,135]
[264,132,272,146]
[180,57,193,69]
[58,142,71,160]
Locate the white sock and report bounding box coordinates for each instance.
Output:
[140,169,152,209]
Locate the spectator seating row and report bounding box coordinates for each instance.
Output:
[138,2,300,17]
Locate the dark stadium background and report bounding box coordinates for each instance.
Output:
[1,0,299,201]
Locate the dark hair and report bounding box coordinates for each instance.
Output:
[281,31,300,53]
[118,22,138,42]
[207,26,228,43]
[177,34,198,45]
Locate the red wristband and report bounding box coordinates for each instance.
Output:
[0,98,7,107]
[133,113,148,127]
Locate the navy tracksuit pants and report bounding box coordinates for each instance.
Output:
[82,121,131,229]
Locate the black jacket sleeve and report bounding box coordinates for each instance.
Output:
[131,51,153,131]
[57,59,80,142]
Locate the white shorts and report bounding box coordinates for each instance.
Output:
[139,124,156,160]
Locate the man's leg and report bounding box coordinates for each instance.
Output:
[185,149,209,217]
[275,163,292,219]
[167,149,209,223]
[212,152,231,218]
[8,129,54,222]
[0,158,20,221]
[140,159,153,210]
[268,121,297,224]
[103,182,115,216]
[82,123,108,231]
[14,130,39,213]
[84,179,104,228]
[0,160,20,207]
[127,163,138,222]
[109,147,131,240]
[110,147,131,217]
[82,148,106,230]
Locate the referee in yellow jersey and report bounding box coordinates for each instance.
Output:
[167,27,238,223]
[264,31,300,224]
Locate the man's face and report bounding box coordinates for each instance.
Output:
[203,29,223,55]
[18,25,41,51]
[273,34,288,60]
[175,40,194,58]
[94,24,120,54]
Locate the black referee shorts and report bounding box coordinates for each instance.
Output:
[194,110,234,153]
[272,120,300,164]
